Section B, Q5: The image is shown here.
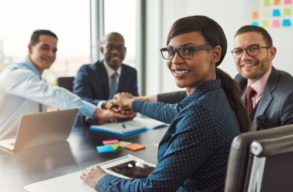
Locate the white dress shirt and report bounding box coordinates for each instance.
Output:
[96,61,121,108]
[0,58,96,139]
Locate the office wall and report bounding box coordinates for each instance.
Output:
[145,0,293,95]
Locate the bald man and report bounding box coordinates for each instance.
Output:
[73,32,138,125]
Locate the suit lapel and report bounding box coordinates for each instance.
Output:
[253,68,278,127]
[97,61,110,97]
[117,65,125,92]
[235,68,278,129]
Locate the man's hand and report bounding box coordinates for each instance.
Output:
[81,165,107,188]
[92,108,136,124]
[111,92,134,112]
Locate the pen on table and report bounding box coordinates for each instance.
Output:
[122,123,126,129]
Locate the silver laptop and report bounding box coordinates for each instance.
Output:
[0,109,78,152]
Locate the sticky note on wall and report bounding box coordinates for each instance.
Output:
[273,9,281,17]
[282,19,291,26]
[284,8,291,16]
[252,21,259,26]
[272,19,280,27]
[284,0,292,5]
[264,0,271,6]
[274,0,281,5]
[262,20,270,28]
[252,11,260,19]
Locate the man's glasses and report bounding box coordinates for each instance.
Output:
[160,44,213,60]
[105,45,126,51]
[231,44,270,59]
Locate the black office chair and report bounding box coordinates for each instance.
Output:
[225,124,293,192]
[56,76,74,92]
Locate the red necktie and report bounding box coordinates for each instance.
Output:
[246,86,256,115]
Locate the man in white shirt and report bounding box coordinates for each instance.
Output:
[0,29,133,139]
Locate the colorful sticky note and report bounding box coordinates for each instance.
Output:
[284,8,291,16]
[282,19,291,27]
[124,143,146,151]
[284,0,292,5]
[102,139,119,145]
[119,141,132,148]
[96,145,114,153]
[252,11,260,19]
[273,0,281,5]
[111,144,120,151]
[252,21,259,26]
[272,19,280,27]
[262,20,270,28]
[264,0,271,6]
[272,9,281,17]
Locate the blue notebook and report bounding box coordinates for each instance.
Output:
[90,117,166,136]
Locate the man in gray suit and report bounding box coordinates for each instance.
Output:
[146,25,293,131]
[231,25,293,130]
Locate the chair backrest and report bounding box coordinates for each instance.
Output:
[57,76,74,92]
[224,124,293,192]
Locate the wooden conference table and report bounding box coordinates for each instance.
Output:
[0,125,167,192]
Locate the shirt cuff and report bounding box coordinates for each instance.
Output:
[95,174,119,191]
[148,94,158,102]
[79,100,96,118]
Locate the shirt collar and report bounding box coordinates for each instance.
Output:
[179,79,222,108]
[18,57,42,79]
[103,60,122,78]
[247,66,272,96]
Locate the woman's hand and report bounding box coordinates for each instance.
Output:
[112,92,135,112]
[92,108,136,124]
[81,165,107,188]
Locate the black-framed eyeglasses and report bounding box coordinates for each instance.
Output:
[105,45,126,51]
[160,44,213,60]
[231,44,270,59]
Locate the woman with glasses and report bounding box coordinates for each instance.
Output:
[81,15,250,192]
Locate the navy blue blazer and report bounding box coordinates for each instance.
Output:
[235,67,293,130]
[73,60,138,106]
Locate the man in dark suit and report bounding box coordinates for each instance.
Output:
[231,25,293,130]
[73,32,138,125]
[145,25,293,131]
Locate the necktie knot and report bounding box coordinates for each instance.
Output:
[111,72,118,80]
[246,86,256,115]
[247,86,256,98]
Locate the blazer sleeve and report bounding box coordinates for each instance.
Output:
[280,91,293,125]
[131,69,139,96]
[132,100,180,123]
[73,65,101,106]
[120,66,139,96]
